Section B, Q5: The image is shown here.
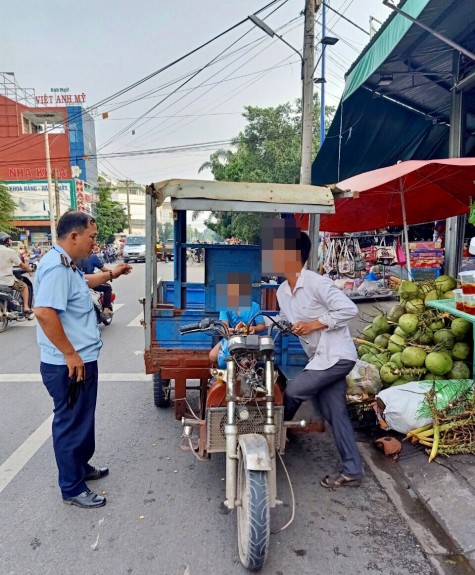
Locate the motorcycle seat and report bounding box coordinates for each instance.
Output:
[0,285,14,294]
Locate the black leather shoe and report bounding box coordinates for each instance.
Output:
[63,489,106,508]
[85,466,109,481]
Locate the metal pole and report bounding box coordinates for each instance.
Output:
[445,53,465,278]
[399,181,412,280]
[44,123,56,244]
[125,179,132,234]
[54,170,61,219]
[303,0,319,271]
[319,1,326,147]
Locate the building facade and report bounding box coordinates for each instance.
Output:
[0,74,98,243]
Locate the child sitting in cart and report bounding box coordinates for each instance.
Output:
[209,271,267,368]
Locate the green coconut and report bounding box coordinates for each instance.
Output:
[362,325,377,343]
[380,362,400,385]
[361,353,376,363]
[388,334,407,353]
[388,304,406,323]
[452,342,471,361]
[406,299,426,314]
[412,329,433,345]
[374,334,390,349]
[358,344,372,357]
[429,318,445,331]
[398,314,419,335]
[401,346,427,368]
[433,329,455,350]
[394,326,407,338]
[424,290,440,303]
[425,351,453,376]
[392,376,413,386]
[399,280,420,301]
[435,275,457,293]
[390,352,403,368]
[372,314,390,335]
[451,318,471,341]
[423,372,446,381]
[447,361,471,380]
[442,290,454,300]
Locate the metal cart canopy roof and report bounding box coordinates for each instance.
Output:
[148,179,335,214]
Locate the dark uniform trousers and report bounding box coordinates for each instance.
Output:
[40,360,98,498]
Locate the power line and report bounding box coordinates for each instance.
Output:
[0,0,284,157]
[323,1,369,36]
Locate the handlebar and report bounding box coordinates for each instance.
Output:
[180,319,212,333]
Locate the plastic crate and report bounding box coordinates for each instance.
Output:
[412,268,441,281]
[346,400,377,430]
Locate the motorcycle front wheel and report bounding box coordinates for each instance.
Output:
[237,454,270,572]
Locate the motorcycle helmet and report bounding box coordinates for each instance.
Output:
[0,232,12,245]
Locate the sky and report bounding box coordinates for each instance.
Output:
[2,0,392,186]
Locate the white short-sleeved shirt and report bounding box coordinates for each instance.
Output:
[35,245,102,365]
[277,268,358,371]
[0,245,21,286]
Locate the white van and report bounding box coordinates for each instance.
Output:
[123,235,146,263]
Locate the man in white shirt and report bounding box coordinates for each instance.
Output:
[0,232,34,318]
[270,224,363,488]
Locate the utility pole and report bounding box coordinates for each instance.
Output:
[44,122,57,244]
[302,0,318,270]
[125,179,132,234]
[54,170,61,219]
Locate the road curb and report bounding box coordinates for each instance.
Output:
[358,442,475,575]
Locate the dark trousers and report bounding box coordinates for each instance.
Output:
[284,359,362,478]
[94,284,112,309]
[40,361,98,498]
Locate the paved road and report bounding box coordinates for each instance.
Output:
[0,262,437,575]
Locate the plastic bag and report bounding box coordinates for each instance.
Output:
[346,360,382,401]
[376,380,474,434]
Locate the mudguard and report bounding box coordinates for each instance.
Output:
[238,433,272,471]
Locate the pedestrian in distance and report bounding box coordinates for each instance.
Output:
[34,211,131,508]
[263,219,363,488]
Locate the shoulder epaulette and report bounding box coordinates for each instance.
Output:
[60,254,70,267]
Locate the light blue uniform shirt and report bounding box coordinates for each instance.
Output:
[35,245,102,365]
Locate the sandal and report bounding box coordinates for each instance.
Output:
[24,310,35,320]
[320,473,361,489]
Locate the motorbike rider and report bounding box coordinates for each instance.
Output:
[0,232,35,319]
[76,252,115,316]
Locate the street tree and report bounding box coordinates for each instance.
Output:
[0,182,16,233]
[199,96,334,242]
[95,185,127,244]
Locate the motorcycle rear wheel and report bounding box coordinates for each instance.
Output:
[237,454,270,572]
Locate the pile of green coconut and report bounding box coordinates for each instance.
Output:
[357,275,473,387]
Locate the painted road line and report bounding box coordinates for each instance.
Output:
[0,373,152,383]
[0,414,53,495]
[127,312,143,327]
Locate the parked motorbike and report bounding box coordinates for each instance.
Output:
[179,315,305,571]
[90,288,115,326]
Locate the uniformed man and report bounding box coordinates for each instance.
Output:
[35,211,131,508]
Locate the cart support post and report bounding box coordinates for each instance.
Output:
[144,188,156,350]
[264,357,277,506]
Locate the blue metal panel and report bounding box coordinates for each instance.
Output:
[154,310,219,349]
